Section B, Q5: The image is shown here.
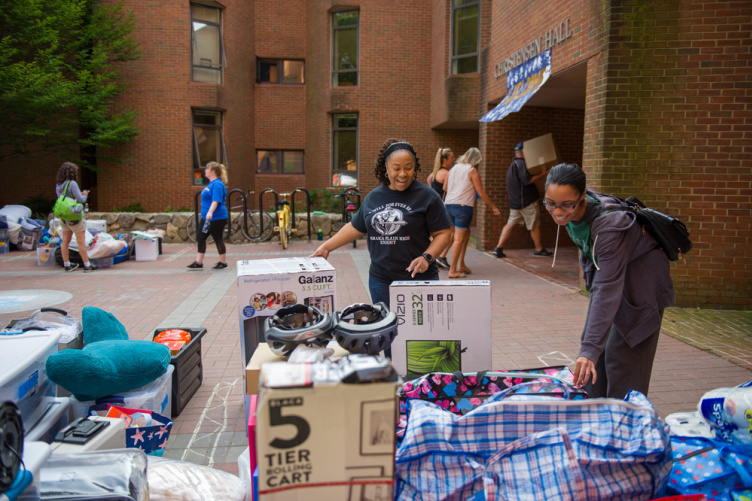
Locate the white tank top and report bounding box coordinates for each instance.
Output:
[444,163,476,206]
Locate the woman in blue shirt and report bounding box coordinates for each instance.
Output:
[187,162,229,270]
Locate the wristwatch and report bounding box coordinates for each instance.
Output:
[421,253,434,264]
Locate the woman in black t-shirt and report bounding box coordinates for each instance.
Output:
[312,138,452,313]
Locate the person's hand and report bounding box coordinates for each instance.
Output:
[206,212,213,221]
[542,166,551,176]
[492,207,500,216]
[407,255,429,278]
[82,190,90,196]
[310,246,330,259]
[573,356,596,388]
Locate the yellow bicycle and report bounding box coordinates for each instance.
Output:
[274,193,296,249]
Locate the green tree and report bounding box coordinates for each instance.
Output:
[0,0,140,164]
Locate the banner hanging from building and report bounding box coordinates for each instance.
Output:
[480,49,551,123]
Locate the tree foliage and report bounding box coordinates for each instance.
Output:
[0,0,140,163]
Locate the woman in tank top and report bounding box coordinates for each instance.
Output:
[443,148,500,278]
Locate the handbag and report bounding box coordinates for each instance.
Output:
[53,180,84,221]
[395,389,672,500]
[604,195,692,262]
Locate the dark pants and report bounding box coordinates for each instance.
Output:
[584,310,664,399]
[197,218,227,255]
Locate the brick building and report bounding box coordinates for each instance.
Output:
[1,0,749,308]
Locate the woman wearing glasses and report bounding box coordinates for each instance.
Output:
[543,163,674,399]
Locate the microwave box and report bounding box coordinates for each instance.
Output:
[522,133,560,192]
[255,361,398,500]
[389,280,492,377]
[236,257,336,363]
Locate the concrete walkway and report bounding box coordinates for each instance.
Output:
[0,240,749,475]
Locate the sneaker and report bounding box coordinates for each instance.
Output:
[64,263,80,272]
[534,248,553,257]
[436,256,449,269]
[212,262,228,270]
[493,247,506,258]
[83,264,99,273]
[186,261,204,270]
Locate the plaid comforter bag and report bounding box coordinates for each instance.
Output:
[395,389,672,500]
[396,367,586,447]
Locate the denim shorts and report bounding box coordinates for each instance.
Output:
[445,204,474,231]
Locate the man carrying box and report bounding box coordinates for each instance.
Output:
[493,142,553,258]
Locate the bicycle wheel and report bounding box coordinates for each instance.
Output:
[245,210,274,241]
[186,214,213,244]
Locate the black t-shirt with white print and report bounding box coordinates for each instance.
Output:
[351,181,452,283]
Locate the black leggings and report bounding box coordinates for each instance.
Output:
[197,218,227,255]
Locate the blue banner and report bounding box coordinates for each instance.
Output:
[480,49,551,123]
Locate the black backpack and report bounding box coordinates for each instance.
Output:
[604,196,692,262]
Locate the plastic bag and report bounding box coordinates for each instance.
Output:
[288,343,335,363]
[35,449,148,501]
[698,381,752,445]
[147,456,247,501]
[665,411,714,438]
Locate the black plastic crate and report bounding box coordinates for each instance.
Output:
[153,327,206,417]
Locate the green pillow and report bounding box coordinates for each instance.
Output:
[46,306,170,401]
[82,306,129,344]
[46,339,171,402]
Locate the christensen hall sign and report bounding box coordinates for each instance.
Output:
[494,18,572,79]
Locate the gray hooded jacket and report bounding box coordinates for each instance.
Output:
[576,189,675,362]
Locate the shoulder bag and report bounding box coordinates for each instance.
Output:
[53,180,84,221]
[604,195,692,262]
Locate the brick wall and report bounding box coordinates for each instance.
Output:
[93,0,256,212]
[598,0,752,308]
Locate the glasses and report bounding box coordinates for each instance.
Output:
[543,197,581,212]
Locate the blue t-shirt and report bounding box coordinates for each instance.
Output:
[351,181,452,283]
[201,179,228,220]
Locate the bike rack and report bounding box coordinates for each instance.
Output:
[258,188,278,241]
[291,187,312,243]
[192,190,202,238]
[226,188,247,238]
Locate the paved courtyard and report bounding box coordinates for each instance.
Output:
[1,240,750,475]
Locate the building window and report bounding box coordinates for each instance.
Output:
[257,59,305,84]
[256,150,305,174]
[332,11,359,87]
[451,0,479,74]
[331,113,357,187]
[192,109,225,185]
[191,4,224,84]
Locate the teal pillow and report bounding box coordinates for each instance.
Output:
[46,339,171,402]
[82,306,129,344]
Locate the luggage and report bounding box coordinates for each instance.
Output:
[396,389,672,500]
[397,366,586,446]
[665,436,752,500]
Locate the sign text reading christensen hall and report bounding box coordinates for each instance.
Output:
[494,19,571,79]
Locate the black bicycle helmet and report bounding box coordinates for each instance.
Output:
[263,304,334,357]
[333,302,398,356]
